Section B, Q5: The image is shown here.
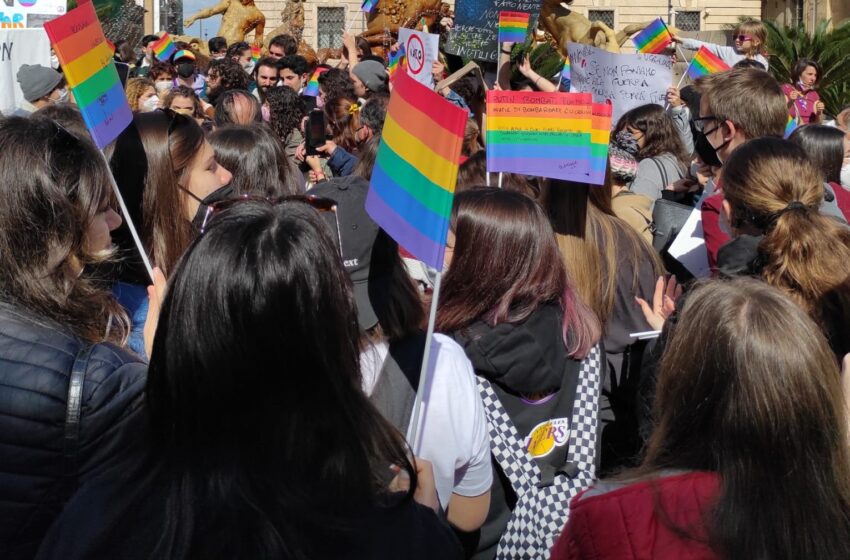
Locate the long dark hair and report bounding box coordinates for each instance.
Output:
[136,109,206,277]
[266,86,306,145]
[209,124,301,196]
[146,201,416,558]
[613,104,690,171]
[436,188,599,358]
[0,116,129,344]
[788,124,845,184]
[642,278,850,560]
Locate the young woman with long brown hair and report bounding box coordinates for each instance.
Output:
[436,188,600,558]
[0,117,146,559]
[554,279,850,560]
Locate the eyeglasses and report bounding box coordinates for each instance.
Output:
[693,116,721,133]
[734,35,752,42]
[198,194,343,254]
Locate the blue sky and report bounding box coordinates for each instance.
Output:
[182,0,221,40]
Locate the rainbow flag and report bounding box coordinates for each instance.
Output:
[784,115,797,139]
[44,2,132,149]
[590,102,613,185]
[361,0,377,13]
[251,45,261,62]
[152,33,176,61]
[303,66,329,97]
[631,18,672,54]
[559,57,571,92]
[686,46,729,80]
[365,70,466,271]
[498,11,529,44]
[387,44,406,79]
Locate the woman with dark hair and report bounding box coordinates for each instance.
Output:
[0,117,146,559]
[209,124,302,196]
[436,188,601,558]
[265,85,306,152]
[318,67,357,107]
[36,201,462,560]
[788,124,850,218]
[544,179,663,473]
[613,104,690,204]
[225,40,252,72]
[553,278,850,560]
[782,58,825,124]
[325,96,362,154]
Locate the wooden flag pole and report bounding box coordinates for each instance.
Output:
[98,149,155,282]
[407,271,443,450]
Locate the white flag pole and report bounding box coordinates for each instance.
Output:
[407,271,443,450]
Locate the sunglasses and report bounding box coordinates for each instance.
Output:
[734,35,752,42]
[198,194,343,253]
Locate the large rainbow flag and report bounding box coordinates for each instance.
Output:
[590,102,613,185]
[365,70,466,271]
[44,2,132,149]
[151,33,176,62]
[498,11,529,44]
[686,46,729,80]
[631,18,672,54]
[303,66,329,97]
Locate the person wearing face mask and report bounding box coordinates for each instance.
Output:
[692,67,846,271]
[13,64,68,116]
[171,50,206,99]
[125,78,159,113]
[782,59,825,125]
[226,41,254,74]
[208,36,228,59]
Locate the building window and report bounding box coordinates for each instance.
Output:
[791,0,804,27]
[588,10,615,29]
[317,7,345,50]
[676,11,701,32]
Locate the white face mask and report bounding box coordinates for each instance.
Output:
[155,80,172,93]
[141,95,160,112]
[242,60,255,74]
[52,88,68,103]
[841,164,850,189]
[50,54,60,69]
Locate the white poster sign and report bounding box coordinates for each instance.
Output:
[398,28,440,89]
[0,28,51,115]
[669,206,711,278]
[567,42,672,124]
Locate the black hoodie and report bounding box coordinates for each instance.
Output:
[451,303,581,559]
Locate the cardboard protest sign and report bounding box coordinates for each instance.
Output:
[445,0,542,63]
[0,28,51,114]
[486,90,598,183]
[397,28,439,88]
[567,42,672,124]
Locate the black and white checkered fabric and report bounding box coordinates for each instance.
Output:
[477,345,602,559]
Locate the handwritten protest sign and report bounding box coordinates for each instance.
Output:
[445,0,542,63]
[0,28,50,114]
[486,90,598,183]
[398,28,439,88]
[590,102,613,185]
[567,42,672,124]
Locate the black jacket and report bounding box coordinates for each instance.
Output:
[0,301,146,559]
[451,303,582,560]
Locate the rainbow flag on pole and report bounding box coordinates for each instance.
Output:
[559,57,571,91]
[251,45,261,62]
[361,0,377,13]
[365,70,466,271]
[303,66,329,97]
[44,2,132,149]
[784,115,798,139]
[151,33,176,62]
[590,102,613,185]
[387,44,406,79]
[498,11,530,44]
[686,46,730,80]
[631,18,673,54]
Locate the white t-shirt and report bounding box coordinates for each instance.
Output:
[360,333,493,510]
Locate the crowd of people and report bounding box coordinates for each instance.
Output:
[2,15,850,560]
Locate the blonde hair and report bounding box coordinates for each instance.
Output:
[125,77,155,112]
[722,137,850,357]
[736,20,767,57]
[695,68,787,140]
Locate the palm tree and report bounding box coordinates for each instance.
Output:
[764,19,850,116]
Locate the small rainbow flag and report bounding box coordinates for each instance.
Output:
[303,66,329,97]
[365,70,466,271]
[361,0,377,13]
[498,11,530,44]
[44,2,132,148]
[151,33,176,62]
[631,18,672,54]
[387,44,406,79]
[686,46,730,80]
[784,115,797,139]
[559,57,571,92]
[251,45,261,62]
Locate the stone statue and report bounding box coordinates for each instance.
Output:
[540,0,677,54]
[264,0,305,44]
[360,0,444,54]
[183,0,266,47]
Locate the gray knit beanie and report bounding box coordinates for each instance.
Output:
[352,60,388,94]
[16,64,63,102]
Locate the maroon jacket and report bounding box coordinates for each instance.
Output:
[551,471,720,560]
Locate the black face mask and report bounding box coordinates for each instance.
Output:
[693,128,723,168]
[188,184,234,232]
[176,63,195,79]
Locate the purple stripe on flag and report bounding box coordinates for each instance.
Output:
[87,101,133,149]
[366,187,445,271]
[486,155,591,182]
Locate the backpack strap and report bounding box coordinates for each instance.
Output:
[369,333,427,436]
[63,344,92,501]
[650,157,669,189]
